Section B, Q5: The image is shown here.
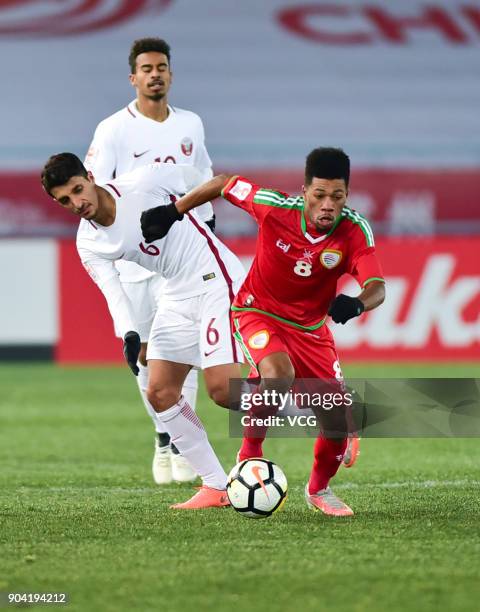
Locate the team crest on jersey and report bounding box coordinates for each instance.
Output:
[181,137,193,156]
[320,249,342,269]
[248,330,270,350]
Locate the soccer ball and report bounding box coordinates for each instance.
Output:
[226,458,288,519]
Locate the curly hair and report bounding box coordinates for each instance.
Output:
[129,38,171,73]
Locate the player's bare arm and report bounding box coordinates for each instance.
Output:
[358,279,385,311]
[176,174,236,214]
[141,174,236,243]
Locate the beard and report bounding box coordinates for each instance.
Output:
[146,92,166,102]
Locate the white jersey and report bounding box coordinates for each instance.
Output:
[77,164,244,338]
[84,100,214,282]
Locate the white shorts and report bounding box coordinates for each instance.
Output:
[146,281,244,369]
[114,275,166,342]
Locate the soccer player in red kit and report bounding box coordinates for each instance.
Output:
[141,147,386,516]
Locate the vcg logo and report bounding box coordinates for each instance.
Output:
[0,0,172,37]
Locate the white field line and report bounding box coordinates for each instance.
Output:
[332,479,480,490]
[10,480,480,495]
[12,487,160,494]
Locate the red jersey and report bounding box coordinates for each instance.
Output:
[222,176,384,330]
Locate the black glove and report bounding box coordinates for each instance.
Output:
[123,331,141,376]
[328,294,365,325]
[205,214,216,233]
[141,203,183,243]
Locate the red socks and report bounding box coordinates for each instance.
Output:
[308,437,347,494]
[238,394,278,461]
[238,436,264,461]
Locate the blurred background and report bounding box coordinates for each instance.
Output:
[0,0,479,364]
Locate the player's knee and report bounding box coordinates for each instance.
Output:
[138,343,148,367]
[146,384,180,412]
[207,383,230,409]
[260,360,295,387]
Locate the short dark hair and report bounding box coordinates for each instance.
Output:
[305,147,350,188]
[41,153,88,196]
[129,38,171,73]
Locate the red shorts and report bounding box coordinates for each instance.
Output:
[232,311,343,381]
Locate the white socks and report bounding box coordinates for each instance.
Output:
[181,368,198,411]
[137,366,224,487]
[137,365,199,434]
[137,364,166,434]
[155,397,227,490]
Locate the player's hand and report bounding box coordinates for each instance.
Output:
[141,203,183,243]
[123,331,141,376]
[328,294,365,324]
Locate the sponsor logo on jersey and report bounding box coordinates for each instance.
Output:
[204,347,220,357]
[181,137,193,156]
[133,150,150,158]
[202,272,216,281]
[230,180,252,201]
[248,330,270,350]
[320,249,342,269]
[276,239,291,253]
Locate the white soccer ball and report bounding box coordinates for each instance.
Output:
[226,458,288,519]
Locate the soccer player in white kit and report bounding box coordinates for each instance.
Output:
[84,38,216,485]
[41,154,245,509]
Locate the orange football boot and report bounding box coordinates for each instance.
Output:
[343,436,360,468]
[170,486,230,510]
[305,484,354,516]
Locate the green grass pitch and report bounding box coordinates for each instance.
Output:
[1,363,479,612]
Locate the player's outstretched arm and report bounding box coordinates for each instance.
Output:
[140,174,236,243]
[79,256,142,372]
[328,281,385,325]
[175,174,235,215]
